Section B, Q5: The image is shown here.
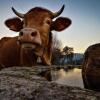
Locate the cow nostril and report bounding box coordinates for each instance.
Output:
[19,32,23,36]
[31,31,37,37]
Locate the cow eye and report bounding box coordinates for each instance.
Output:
[46,19,51,25]
[19,32,23,36]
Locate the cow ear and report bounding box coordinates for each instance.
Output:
[52,17,71,31]
[5,17,23,32]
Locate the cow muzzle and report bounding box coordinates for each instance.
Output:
[17,28,42,50]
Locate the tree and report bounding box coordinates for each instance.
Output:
[51,34,62,65]
[62,46,74,65]
[52,34,62,51]
[68,47,74,63]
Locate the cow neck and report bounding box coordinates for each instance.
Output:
[20,47,37,66]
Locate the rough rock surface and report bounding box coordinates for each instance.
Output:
[82,43,100,91]
[0,66,100,100]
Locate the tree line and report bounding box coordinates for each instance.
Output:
[52,34,83,65]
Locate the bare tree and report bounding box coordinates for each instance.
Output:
[52,34,62,50]
[52,34,62,65]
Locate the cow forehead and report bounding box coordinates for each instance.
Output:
[25,7,53,18]
[27,7,52,14]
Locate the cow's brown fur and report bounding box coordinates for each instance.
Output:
[0,6,71,68]
[0,37,20,67]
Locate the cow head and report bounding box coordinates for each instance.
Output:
[5,5,71,65]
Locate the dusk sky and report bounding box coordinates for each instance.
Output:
[0,0,100,53]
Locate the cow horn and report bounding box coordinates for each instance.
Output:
[53,5,65,18]
[12,7,24,18]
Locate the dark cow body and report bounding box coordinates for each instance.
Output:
[0,37,20,67]
[82,43,100,91]
[0,5,71,68]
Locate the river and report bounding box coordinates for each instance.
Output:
[52,68,84,88]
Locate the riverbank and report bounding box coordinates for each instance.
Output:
[0,66,100,100]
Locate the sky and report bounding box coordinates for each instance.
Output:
[0,0,100,53]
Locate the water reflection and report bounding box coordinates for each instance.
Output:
[52,68,84,88]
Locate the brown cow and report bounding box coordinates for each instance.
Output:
[82,43,100,91]
[0,5,71,68]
